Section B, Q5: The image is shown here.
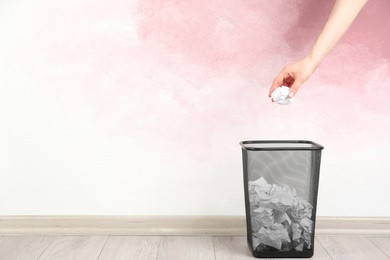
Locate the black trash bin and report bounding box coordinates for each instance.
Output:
[240,140,324,258]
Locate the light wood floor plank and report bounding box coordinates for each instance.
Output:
[0,236,7,247]
[98,236,159,260]
[318,235,390,260]
[213,236,253,259]
[1,234,389,260]
[38,235,108,260]
[213,236,332,260]
[0,235,56,260]
[158,236,214,260]
[311,238,333,260]
[370,237,390,257]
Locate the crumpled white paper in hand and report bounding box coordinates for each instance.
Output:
[271,86,294,105]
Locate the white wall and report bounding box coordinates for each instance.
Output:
[1,0,389,216]
[1,84,389,216]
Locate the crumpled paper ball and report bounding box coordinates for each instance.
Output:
[253,206,274,228]
[271,86,294,105]
[254,223,291,250]
[248,177,273,208]
[291,197,313,222]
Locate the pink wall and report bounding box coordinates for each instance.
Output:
[14,0,388,158]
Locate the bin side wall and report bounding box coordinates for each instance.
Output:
[243,149,322,255]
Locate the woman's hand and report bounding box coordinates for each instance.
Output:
[268,0,368,101]
[268,57,317,99]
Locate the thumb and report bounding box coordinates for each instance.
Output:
[288,79,303,98]
[269,73,284,97]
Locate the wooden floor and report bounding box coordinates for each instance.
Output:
[0,235,389,260]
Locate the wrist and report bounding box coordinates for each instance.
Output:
[303,55,320,72]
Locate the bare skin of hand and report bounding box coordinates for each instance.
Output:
[268,0,368,101]
[268,57,317,99]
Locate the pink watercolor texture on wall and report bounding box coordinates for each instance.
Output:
[23,0,390,156]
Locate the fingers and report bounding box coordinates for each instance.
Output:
[288,79,303,98]
[268,72,285,97]
[270,58,312,100]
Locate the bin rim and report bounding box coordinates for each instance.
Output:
[240,140,324,151]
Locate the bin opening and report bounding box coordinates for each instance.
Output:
[240,140,323,151]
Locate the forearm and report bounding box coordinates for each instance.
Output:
[306,0,368,68]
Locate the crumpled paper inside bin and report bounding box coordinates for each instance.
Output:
[249,177,313,251]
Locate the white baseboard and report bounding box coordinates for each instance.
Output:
[0,216,389,235]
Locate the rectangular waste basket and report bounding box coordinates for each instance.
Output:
[240,140,324,258]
